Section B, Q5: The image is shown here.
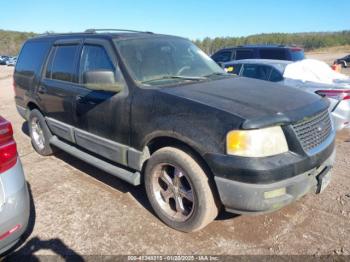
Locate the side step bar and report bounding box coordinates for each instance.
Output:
[50,136,141,186]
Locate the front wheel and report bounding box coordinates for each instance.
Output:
[145,147,218,232]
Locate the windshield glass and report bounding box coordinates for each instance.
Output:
[114,37,225,86]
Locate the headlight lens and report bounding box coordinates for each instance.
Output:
[226,126,288,157]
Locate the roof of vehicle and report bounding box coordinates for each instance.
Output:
[223,59,293,74]
[213,44,303,54]
[28,29,185,42]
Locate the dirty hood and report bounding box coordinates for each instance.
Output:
[159,77,329,129]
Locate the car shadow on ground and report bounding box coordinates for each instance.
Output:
[3,184,84,261]
[21,121,239,222]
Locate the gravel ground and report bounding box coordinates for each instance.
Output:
[0,53,349,259]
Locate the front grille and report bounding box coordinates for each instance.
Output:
[292,110,332,153]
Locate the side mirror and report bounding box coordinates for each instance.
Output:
[83,70,115,84]
[83,70,123,92]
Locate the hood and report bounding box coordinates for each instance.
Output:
[159,77,329,129]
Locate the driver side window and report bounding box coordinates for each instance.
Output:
[79,44,125,92]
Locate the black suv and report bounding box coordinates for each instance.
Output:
[334,54,350,68]
[211,45,305,64]
[14,30,335,232]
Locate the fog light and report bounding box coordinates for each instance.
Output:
[264,188,286,199]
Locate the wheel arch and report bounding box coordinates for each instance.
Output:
[142,135,222,211]
[142,135,218,184]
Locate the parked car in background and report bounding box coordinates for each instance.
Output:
[14,30,335,232]
[334,54,350,68]
[6,57,17,67]
[0,56,10,65]
[211,45,305,65]
[223,59,350,131]
[0,116,30,254]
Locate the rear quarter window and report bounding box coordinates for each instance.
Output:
[15,40,51,91]
[15,40,51,77]
[259,48,287,60]
[290,49,305,61]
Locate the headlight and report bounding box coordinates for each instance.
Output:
[226,126,288,157]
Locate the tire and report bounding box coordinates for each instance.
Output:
[144,147,218,232]
[28,109,55,156]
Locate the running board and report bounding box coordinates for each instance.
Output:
[50,136,141,186]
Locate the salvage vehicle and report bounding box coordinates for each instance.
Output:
[14,29,335,232]
[211,44,304,65]
[223,59,350,131]
[0,116,30,254]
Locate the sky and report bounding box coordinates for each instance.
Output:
[0,0,349,40]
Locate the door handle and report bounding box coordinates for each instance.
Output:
[76,95,83,102]
[76,96,97,106]
[38,86,47,94]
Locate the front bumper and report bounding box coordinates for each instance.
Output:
[0,160,30,255]
[214,150,336,214]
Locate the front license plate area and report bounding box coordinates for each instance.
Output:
[316,166,332,194]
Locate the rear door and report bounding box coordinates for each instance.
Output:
[39,39,81,128]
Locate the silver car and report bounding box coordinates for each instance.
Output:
[223,59,350,131]
[0,116,30,254]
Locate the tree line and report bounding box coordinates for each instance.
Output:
[0,30,36,56]
[1,29,350,56]
[193,31,350,54]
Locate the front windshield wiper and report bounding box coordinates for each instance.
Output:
[141,75,206,84]
[203,72,232,78]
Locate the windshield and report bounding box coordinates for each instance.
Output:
[114,37,225,86]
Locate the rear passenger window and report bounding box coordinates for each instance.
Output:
[47,45,78,82]
[269,69,283,82]
[241,64,271,81]
[79,45,125,92]
[235,49,254,60]
[212,51,232,63]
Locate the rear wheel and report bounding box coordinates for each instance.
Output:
[145,147,218,232]
[28,109,55,156]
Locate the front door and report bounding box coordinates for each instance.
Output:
[72,38,131,164]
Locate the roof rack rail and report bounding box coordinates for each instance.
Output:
[84,29,153,34]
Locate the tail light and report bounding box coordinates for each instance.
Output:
[316,90,350,101]
[0,116,17,173]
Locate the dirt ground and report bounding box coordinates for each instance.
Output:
[0,51,350,258]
